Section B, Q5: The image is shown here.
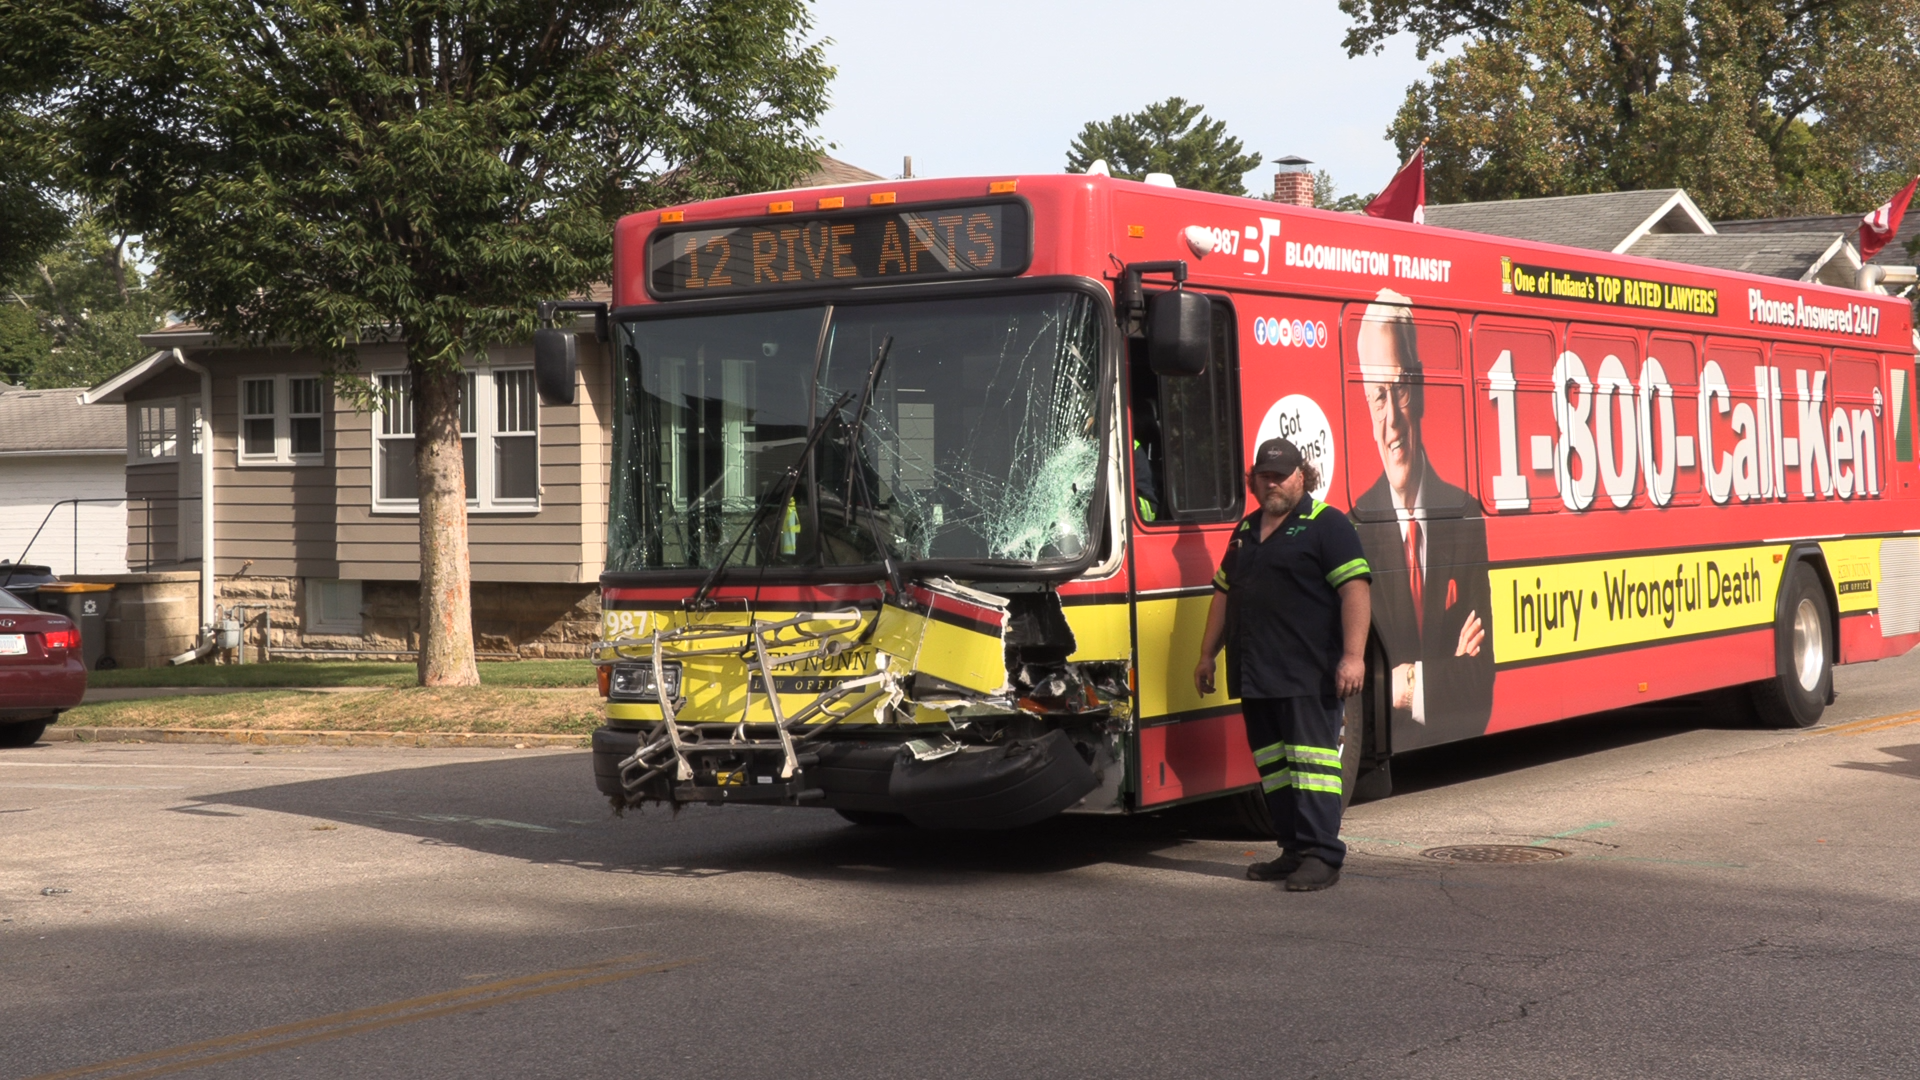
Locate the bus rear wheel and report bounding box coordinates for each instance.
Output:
[1751,562,1832,729]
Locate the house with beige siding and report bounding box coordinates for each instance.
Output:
[76,155,885,665]
[83,321,614,663]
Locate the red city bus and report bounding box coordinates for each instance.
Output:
[532,173,1920,829]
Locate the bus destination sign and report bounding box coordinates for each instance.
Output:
[649,200,1029,297]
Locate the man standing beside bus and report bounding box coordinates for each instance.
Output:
[1352,289,1494,745]
[1195,438,1371,891]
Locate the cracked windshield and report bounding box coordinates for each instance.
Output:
[609,292,1103,572]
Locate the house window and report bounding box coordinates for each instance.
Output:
[373,366,540,512]
[307,579,363,635]
[133,403,179,461]
[242,379,275,456]
[239,375,327,464]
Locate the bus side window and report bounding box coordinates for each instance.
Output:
[1345,308,1470,521]
[1567,325,1643,510]
[1702,341,1766,505]
[1132,296,1242,523]
[1832,352,1884,498]
[1472,318,1559,514]
[1647,334,1701,506]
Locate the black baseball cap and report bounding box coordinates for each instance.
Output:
[1249,437,1303,479]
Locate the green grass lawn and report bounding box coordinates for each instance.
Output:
[88,659,596,690]
[60,684,604,734]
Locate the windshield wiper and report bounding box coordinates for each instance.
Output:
[689,388,855,610]
[840,335,892,526]
[838,335,903,597]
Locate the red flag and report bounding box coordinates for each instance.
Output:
[1860,174,1918,261]
[1365,145,1426,224]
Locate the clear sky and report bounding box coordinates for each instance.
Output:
[808,0,1438,200]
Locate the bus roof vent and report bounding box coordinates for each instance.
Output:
[1143,172,1176,188]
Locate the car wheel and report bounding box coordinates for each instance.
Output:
[0,721,49,748]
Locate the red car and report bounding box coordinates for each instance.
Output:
[0,586,86,747]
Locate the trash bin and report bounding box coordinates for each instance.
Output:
[34,582,115,671]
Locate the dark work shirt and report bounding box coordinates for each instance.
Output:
[1214,499,1371,705]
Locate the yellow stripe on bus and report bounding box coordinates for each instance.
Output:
[1817,538,1881,614]
[1489,544,1788,665]
[1063,602,1131,662]
[1133,593,1233,720]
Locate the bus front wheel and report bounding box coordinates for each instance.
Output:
[1751,562,1832,729]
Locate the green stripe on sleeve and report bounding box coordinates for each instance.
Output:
[1325,557,1371,587]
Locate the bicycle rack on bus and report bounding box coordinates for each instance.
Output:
[595,608,903,803]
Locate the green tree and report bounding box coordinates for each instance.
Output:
[1341,0,1920,218]
[0,301,51,385]
[1,214,169,389]
[42,0,831,685]
[1309,170,1373,213]
[1067,97,1262,195]
[0,0,78,283]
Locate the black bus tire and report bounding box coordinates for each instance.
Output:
[1751,562,1832,729]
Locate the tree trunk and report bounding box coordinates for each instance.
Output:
[412,359,481,686]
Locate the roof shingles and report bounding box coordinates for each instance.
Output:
[0,387,125,455]
[1425,190,1691,252]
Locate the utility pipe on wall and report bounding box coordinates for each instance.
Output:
[172,348,216,635]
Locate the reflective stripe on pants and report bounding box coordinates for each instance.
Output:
[1242,696,1346,866]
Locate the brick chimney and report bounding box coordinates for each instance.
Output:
[1271,155,1314,207]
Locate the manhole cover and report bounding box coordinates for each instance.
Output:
[1420,844,1570,864]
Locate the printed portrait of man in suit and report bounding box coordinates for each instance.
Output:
[1350,289,1494,745]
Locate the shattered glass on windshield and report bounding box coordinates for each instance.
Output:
[817,292,1102,564]
[609,291,1104,573]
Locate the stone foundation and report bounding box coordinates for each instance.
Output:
[72,572,601,666]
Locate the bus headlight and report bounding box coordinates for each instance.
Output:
[609,661,683,702]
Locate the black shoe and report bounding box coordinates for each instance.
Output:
[1246,852,1304,881]
[1284,855,1341,891]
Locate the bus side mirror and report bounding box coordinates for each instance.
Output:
[1147,289,1211,377]
[532,328,577,406]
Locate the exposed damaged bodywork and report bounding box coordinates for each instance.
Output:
[592,579,1128,828]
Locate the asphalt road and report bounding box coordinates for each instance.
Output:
[5,651,1919,1080]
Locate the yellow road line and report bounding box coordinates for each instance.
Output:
[1809,709,1920,737]
[22,954,695,1080]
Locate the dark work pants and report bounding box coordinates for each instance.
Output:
[1241,696,1347,866]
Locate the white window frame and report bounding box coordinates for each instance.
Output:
[128,399,183,463]
[236,374,326,465]
[371,365,541,514]
[306,579,364,635]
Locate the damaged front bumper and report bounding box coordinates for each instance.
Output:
[592,725,1104,829]
[592,578,1127,828]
